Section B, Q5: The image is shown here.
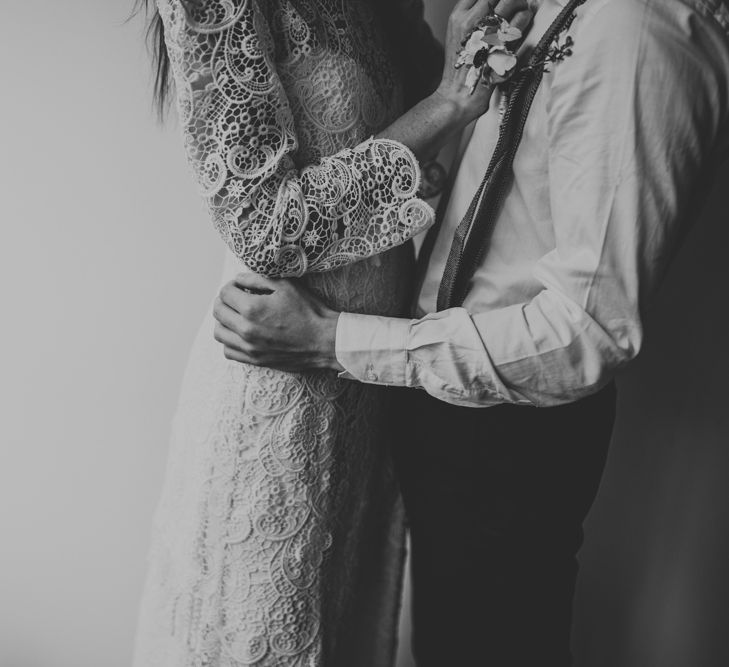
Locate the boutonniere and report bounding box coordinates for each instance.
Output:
[456,15,523,94]
[457,13,577,95]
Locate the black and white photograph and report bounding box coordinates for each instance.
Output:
[2,1,729,666]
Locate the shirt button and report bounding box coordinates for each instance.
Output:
[364,364,379,382]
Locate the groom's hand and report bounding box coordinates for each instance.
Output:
[213,274,344,373]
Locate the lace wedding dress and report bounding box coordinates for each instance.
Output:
[133,1,440,665]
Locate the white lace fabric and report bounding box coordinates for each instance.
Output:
[134,1,439,666]
[159,0,434,277]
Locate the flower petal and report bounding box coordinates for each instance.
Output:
[498,20,523,42]
[487,51,517,76]
[499,28,523,42]
[465,66,482,93]
[465,30,486,53]
[456,50,475,67]
[482,32,503,46]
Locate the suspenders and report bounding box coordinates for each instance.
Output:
[414,0,589,313]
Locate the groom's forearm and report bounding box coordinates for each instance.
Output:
[334,303,626,408]
[335,310,511,407]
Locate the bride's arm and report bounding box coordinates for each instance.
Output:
[160,0,431,278]
[160,0,530,278]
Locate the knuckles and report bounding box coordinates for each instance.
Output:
[219,281,237,304]
[242,301,261,320]
[214,313,260,348]
[450,0,530,35]
[219,282,257,319]
[234,319,255,341]
[243,343,261,360]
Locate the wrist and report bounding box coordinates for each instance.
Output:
[431,86,477,128]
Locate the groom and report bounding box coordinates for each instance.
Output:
[212,0,729,664]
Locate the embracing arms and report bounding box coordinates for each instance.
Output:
[212,0,729,403]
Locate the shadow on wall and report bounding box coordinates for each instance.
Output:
[574,159,729,667]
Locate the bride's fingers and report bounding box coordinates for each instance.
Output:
[457,0,529,39]
[493,0,530,22]
[454,0,497,37]
[465,0,497,23]
[467,0,498,15]
[510,8,534,33]
[453,0,491,11]
[450,0,494,35]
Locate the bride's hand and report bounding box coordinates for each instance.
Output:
[375,0,534,161]
[436,0,534,123]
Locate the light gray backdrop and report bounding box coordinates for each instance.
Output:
[2,2,728,666]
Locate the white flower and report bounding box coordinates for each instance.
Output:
[465,29,486,53]
[456,29,486,67]
[465,66,483,93]
[483,31,504,46]
[487,46,518,77]
[497,19,523,43]
[458,21,522,95]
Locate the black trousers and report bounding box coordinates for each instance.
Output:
[390,383,617,667]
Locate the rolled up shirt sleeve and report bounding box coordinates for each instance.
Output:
[336,0,729,408]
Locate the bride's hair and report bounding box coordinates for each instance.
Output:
[135,0,172,117]
[134,0,402,117]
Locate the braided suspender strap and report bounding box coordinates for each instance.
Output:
[434,0,587,311]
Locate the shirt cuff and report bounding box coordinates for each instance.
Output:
[335,312,412,387]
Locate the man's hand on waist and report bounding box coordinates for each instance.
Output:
[213,274,344,373]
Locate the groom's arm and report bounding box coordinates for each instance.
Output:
[214,1,729,406]
[335,0,729,407]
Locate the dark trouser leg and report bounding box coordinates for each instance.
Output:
[391,384,616,667]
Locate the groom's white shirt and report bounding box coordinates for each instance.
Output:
[335,0,729,407]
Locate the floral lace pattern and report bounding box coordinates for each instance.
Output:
[134,344,406,666]
[157,0,433,277]
[134,1,439,666]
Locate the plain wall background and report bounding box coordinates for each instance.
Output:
[0,4,223,666]
[1,2,728,667]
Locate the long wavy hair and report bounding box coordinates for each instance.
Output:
[134,0,172,116]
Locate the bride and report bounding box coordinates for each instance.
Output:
[132,0,530,665]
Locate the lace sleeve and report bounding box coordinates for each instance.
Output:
[158,0,434,277]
